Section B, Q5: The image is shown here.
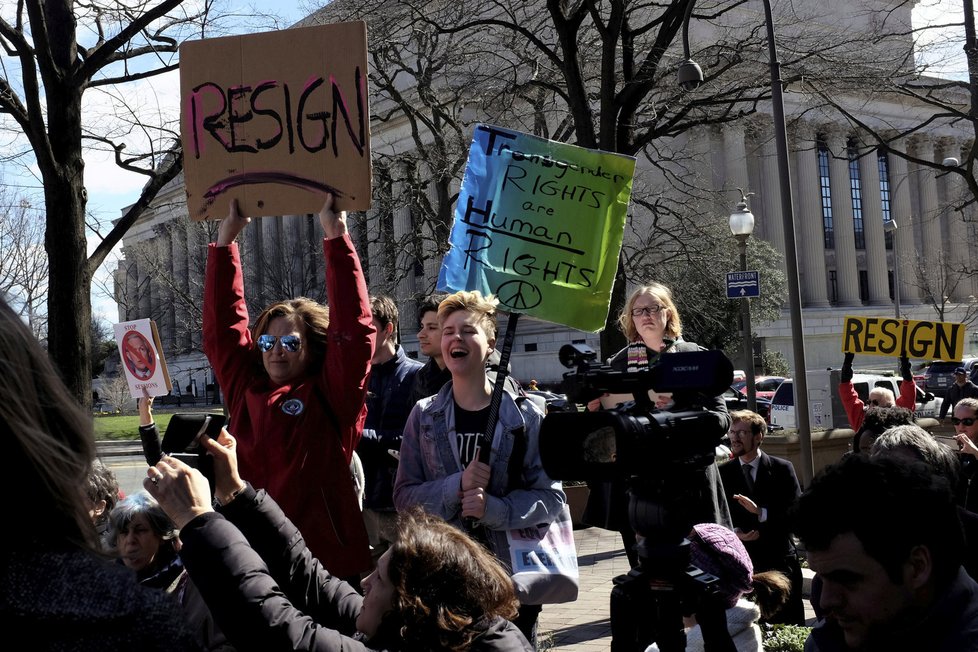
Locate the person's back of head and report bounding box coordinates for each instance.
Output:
[794,454,963,588]
[0,298,98,551]
[384,507,519,650]
[87,459,121,528]
[853,405,914,454]
[870,424,961,488]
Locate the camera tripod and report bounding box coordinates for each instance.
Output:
[608,476,738,652]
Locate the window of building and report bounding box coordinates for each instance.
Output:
[848,140,865,249]
[859,269,869,303]
[829,269,838,303]
[818,137,834,249]
[524,342,538,352]
[888,270,894,300]
[878,150,893,250]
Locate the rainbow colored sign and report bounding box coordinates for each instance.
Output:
[437,125,635,331]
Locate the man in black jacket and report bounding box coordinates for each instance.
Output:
[357,295,422,566]
[720,409,804,625]
[408,294,452,406]
[939,366,978,421]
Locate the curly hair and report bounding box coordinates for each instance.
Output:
[251,297,330,375]
[437,291,500,342]
[381,508,519,651]
[618,283,682,343]
[87,459,121,527]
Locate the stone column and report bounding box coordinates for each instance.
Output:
[857,145,891,306]
[824,126,862,306]
[938,138,972,302]
[791,121,831,307]
[723,122,750,195]
[912,136,944,263]
[750,117,786,267]
[886,141,921,303]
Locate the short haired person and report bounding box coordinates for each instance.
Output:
[794,454,978,651]
[408,294,452,406]
[203,195,375,582]
[850,405,915,455]
[719,410,804,625]
[356,294,422,566]
[0,295,196,649]
[86,458,122,551]
[838,352,916,432]
[939,366,978,421]
[953,397,978,514]
[145,431,532,651]
[394,290,564,648]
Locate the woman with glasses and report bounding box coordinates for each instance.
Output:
[203,194,375,583]
[582,283,733,569]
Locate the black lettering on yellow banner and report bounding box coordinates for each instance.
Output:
[842,316,964,361]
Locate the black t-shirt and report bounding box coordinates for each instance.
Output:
[454,402,490,467]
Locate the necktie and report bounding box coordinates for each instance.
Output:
[742,463,756,494]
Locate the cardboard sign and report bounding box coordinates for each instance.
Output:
[842,315,965,361]
[114,319,172,398]
[179,22,372,220]
[437,125,636,331]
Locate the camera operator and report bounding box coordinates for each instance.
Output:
[583,283,733,567]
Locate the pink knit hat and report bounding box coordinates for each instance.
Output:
[688,523,754,608]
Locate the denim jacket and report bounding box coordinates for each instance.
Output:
[393,382,565,556]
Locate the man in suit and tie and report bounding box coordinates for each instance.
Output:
[720,409,805,625]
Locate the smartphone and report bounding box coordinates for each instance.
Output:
[162,413,226,491]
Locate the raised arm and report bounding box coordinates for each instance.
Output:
[319,195,375,460]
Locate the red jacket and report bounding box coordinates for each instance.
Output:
[204,235,374,578]
[839,378,916,432]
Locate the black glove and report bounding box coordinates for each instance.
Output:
[840,352,855,383]
[899,355,913,382]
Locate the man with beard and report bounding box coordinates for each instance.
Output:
[720,409,805,625]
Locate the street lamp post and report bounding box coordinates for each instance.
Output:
[730,190,757,412]
[679,0,815,485]
[883,219,900,319]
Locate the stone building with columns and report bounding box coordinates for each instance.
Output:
[112,0,978,390]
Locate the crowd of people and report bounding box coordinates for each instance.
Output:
[9,191,978,651]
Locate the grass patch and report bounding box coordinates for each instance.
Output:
[93,409,223,440]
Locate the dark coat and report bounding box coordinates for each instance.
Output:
[939,380,978,419]
[178,484,532,652]
[1,543,200,651]
[582,341,733,535]
[408,357,453,407]
[357,345,422,510]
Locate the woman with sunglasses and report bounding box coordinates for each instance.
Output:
[582,283,733,569]
[952,398,978,514]
[203,193,375,583]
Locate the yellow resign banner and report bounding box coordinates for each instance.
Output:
[842,316,965,361]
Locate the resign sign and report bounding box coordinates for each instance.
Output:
[842,316,965,361]
[180,22,371,220]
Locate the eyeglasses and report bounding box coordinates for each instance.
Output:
[728,429,754,437]
[257,334,301,353]
[631,305,664,317]
[952,417,977,427]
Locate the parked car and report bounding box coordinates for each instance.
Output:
[923,356,978,398]
[526,389,572,413]
[732,369,746,383]
[722,386,772,422]
[732,376,785,400]
[770,373,943,430]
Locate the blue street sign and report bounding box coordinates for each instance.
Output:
[727,270,760,298]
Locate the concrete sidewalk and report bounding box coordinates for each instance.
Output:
[538,526,817,650]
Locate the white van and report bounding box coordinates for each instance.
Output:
[770,369,942,430]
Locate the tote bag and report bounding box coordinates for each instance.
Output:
[504,503,580,604]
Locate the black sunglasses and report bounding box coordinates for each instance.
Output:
[952,417,977,427]
[257,334,301,353]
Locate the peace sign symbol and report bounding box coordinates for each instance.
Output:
[496,279,542,311]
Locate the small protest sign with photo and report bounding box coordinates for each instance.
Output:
[437,125,636,332]
[113,319,172,398]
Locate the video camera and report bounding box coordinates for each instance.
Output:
[140,413,226,491]
[540,343,733,482]
[539,342,735,652]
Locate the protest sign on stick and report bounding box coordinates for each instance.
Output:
[180,21,371,220]
[113,319,172,399]
[437,125,636,332]
[842,315,965,361]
